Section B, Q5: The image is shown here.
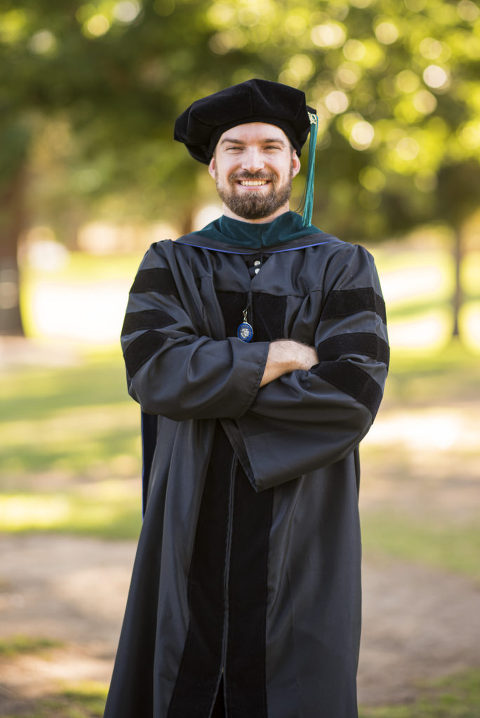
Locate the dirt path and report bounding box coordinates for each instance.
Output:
[1,534,479,715]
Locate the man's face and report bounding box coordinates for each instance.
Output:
[208,122,301,222]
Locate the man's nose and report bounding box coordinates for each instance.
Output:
[241,147,265,173]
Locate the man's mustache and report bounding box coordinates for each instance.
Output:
[229,171,276,181]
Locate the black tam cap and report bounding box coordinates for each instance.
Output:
[174,78,316,164]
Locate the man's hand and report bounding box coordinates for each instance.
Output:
[259,340,318,388]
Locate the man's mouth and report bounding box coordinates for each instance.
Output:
[237,179,270,187]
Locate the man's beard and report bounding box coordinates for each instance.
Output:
[215,168,294,220]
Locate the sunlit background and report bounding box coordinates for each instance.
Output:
[1,1,480,716]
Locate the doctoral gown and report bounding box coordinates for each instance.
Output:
[104,212,389,718]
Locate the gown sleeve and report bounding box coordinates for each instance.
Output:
[222,244,389,491]
[121,243,269,420]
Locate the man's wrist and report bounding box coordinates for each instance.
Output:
[259,340,319,388]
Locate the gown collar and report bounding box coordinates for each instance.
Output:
[176,211,332,254]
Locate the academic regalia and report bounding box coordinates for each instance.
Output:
[104,210,389,718]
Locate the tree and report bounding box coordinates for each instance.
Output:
[0,0,265,333]
[1,0,480,336]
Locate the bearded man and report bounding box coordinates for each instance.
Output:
[104,79,389,718]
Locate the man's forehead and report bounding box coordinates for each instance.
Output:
[217,122,290,145]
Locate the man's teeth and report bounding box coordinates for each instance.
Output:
[239,180,268,186]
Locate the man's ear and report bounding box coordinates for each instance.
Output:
[291,151,301,178]
[208,156,216,180]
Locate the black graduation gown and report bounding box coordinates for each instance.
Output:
[104,226,389,718]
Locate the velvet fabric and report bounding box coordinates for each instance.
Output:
[174,79,315,164]
[192,211,323,249]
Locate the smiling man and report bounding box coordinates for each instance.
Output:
[210,122,300,221]
[105,79,389,718]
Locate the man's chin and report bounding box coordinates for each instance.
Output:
[226,199,276,220]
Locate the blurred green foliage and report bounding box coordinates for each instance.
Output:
[1,0,479,238]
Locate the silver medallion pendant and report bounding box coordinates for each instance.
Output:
[237,307,254,342]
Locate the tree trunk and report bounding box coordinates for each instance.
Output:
[180,204,195,236]
[0,167,27,336]
[451,227,463,339]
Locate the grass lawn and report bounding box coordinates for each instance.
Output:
[2,241,480,555]
[359,669,480,718]
[1,245,480,716]
[1,669,479,718]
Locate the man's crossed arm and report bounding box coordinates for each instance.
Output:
[259,340,319,388]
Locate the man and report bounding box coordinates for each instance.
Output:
[104,79,389,718]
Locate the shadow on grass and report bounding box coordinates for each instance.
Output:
[2,669,479,718]
[0,356,129,424]
[1,425,140,479]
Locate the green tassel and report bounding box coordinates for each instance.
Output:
[302,111,318,227]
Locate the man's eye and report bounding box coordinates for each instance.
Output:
[265,145,281,151]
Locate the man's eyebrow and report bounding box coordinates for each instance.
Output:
[263,138,287,146]
[219,137,245,145]
[219,136,287,146]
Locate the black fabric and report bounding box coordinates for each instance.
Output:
[140,412,158,515]
[216,291,248,337]
[321,287,387,323]
[225,462,272,718]
[121,309,176,336]
[317,332,390,367]
[174,78,315,164]
[311,361,384,418]
[123,330,167,378]
[252,292,287,344]
[167,424,272,718]
[130,267,179,297]
[167,427,232,718]
[216,290,287,342]
[167,284,279,718]
[211,680,226,718]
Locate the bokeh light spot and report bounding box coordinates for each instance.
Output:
[396,136,420,161]
[335,63,362,88]
[413,89,437,114]
[457,0,480,22]
[280,54,315,85]
[396,70,420,94]
[311,22,346,48]
[343,39,366,62]
[113,1,142,23]
[423,64,450,90]
[459,121,480,150]
[350,121,375,150]
[374,20,399,45]
[29,30,56,54]
[84,14,111,37]
[324,90,349,114]
[419,37,446,60]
